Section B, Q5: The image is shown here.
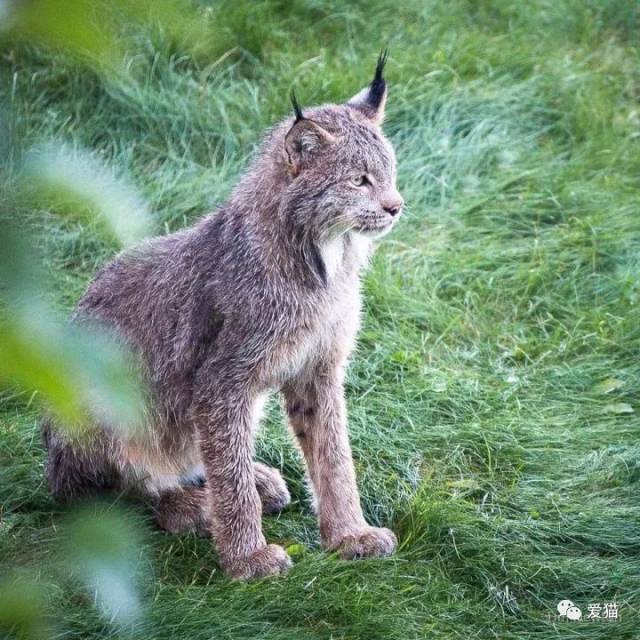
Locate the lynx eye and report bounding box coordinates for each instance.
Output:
[351,174,370,187]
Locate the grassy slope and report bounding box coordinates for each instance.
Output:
[1,0,639,637]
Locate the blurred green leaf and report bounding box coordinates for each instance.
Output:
[1,0,211,72]
[0,575,50,640]
[23,144,153,249]
[1,0,123,70]
[0,218,146,436]
[63,505,143,627]
[0,301,147,435]
[0,307,85,425]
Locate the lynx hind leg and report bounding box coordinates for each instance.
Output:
[152,461,288,535]
[254,462,291,515]
[184,462,291,515]
[153,485,210,535]
[42,418,122,501]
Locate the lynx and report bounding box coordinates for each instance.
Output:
[43,52,404,579]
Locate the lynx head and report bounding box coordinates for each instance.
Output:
[281,51,403,240]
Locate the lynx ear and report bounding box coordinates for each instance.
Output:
[347,49,388,125]
[284,93,336,175]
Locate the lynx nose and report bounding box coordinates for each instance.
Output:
[382,191,404,217]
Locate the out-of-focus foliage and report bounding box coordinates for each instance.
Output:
[0,0,167,433]
[0,299,148,433]
[0,148,150,431]
[63,506,143,626]
[23,144,154,249]
[0,577,50,640]
[0,0,210,71]
[0,505,144,638]
[0,2,203,638]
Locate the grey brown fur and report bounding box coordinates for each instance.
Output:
[43,54,404,579]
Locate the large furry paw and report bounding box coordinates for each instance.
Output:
[223,544,292,580]
[153,486,210,536]
[254,462,291,515]
[329,526,397,560]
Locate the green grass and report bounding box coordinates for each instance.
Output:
[1,0,640,637]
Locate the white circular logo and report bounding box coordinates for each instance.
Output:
[557,600,574,616]
[566,606,582,621]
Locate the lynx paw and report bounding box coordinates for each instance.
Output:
[330,526,397,560]
[254,463,291,515]
[223,544,292,580]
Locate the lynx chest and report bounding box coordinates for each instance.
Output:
[261,273,362,389]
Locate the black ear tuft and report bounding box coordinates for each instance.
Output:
[290,91,304,122]
[368,48,388,109]
[346,50,389,124]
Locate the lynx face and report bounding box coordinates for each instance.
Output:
[283,51,403,240]
[320,115,402,239]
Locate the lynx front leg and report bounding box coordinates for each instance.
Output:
[193,391,291,579]
[283,368,396,560]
